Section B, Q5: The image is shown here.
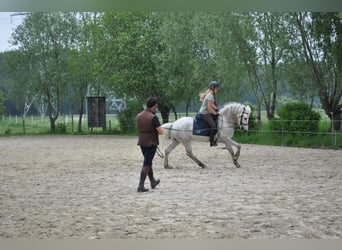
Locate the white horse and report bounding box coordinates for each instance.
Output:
[161,102,251,168]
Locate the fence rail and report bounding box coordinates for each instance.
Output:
[1,114,341,148]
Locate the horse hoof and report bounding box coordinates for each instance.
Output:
[199,164,206,168]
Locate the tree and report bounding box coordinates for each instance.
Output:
[10,12,78,132]
[0,53,6,116]
[101,12,174,123]
[283,60,317,108]
[158,12,213,117]
[228,13,293,128]
[252,13,292,120]
[158,12,195,117]
[0,89,4,116]
[158,13,242,117]
[68,12,102,132]
[293,12,342,131]
[3,50,37,120]
[229,13,263,127]
[207,12,245,102]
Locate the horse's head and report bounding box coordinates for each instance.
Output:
[239,105,251,132]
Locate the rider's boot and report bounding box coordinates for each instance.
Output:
[137,166,149,192]
[148,167,160,189]
[210,129,217,147]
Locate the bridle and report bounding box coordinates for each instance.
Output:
[239,106,249,127]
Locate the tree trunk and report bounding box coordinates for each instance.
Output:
[256,104,262,130]
[47,93,54,132]
[78,98,84,133]
[22,116,26,134]
[172,106,177,121]
[46,87,60,133]
[185,101,190,117]
[328,105,342,131]
[158,104,171,124]
[160,111,169,124]
[265,102,273,120]
[78,113,83,133]
[50,116,57,132]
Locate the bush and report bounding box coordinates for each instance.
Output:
[117,100,142,133]
[270,102,321,134]
[55,122,67,133]
[5,127,11,134]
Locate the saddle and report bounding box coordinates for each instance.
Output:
[193,113,217,136]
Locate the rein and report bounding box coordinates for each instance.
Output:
[156,146,164,158]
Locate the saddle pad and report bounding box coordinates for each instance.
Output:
[193,114,210,136]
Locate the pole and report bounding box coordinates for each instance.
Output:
[331,112,336,147]
[71,103,74,135]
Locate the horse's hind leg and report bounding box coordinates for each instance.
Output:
[183,141,206,168]
[164,138,180,169]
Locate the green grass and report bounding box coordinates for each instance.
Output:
[0,115,133,136]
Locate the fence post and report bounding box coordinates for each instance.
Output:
[331,113,337,147]
[71,111,74,135]
[280,118,284,146]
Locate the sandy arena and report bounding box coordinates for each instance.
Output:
[0,135,341,239]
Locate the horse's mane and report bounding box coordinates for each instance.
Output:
[219,102,244,116]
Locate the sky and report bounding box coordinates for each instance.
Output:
[0,12,24,52]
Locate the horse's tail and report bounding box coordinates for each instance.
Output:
[161,122,173,140]
[158,123,174,157]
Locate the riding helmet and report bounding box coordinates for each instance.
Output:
[209,81,219,89]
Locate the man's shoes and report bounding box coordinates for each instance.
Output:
[210,141,218,147]
[151,179,160,189]
[137,187,149,192]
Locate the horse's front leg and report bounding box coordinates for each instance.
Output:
[224,139,241,168]
[234,143,241,161]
